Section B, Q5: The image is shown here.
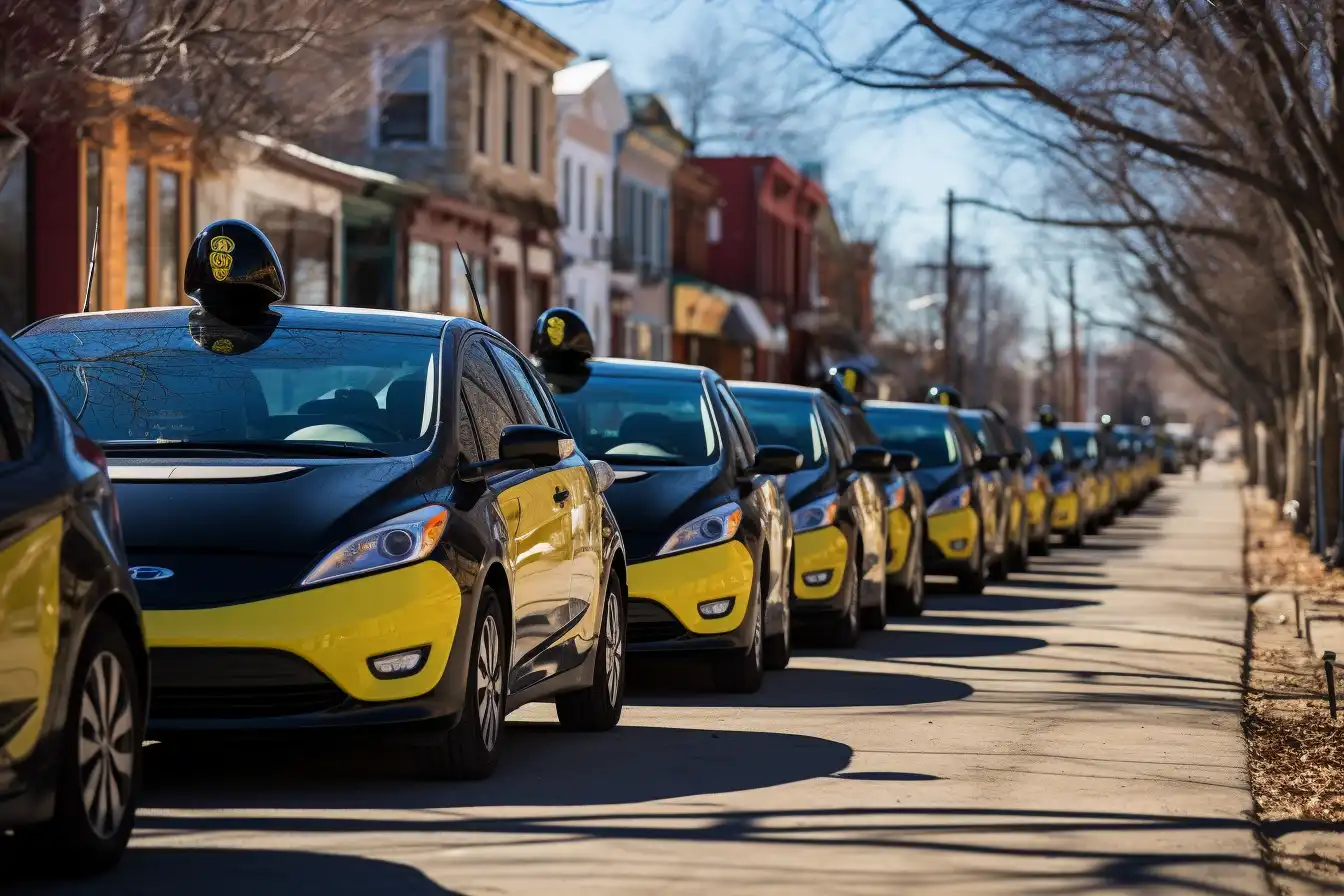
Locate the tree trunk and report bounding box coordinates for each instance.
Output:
[1240,402,1259,488]
[1320,346,1341,558]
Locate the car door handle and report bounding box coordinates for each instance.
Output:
[553,487,570,504]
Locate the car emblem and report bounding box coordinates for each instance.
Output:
[129,566,174,581]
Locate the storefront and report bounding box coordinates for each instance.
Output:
[405,193,493,318]
[669,275,786,380]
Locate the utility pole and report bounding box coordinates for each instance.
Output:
[1085,319,1098,422]
[974,252,992,406]
[916,194,988,392]
[1044,300,1058,407]
[1067,260,1081,421]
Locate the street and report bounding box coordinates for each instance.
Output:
[16,471,1261,895]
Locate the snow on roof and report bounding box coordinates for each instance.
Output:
[553,59,613,96]
[242,133,416,190]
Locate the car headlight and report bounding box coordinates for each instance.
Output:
[302,505,449,587]
[791,493,839,533]
[884,478,907,509]
[927,484,971,515]
[659,503,743,556]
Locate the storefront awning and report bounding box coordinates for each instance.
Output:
[673,279,732,336]
[724,294,788,352]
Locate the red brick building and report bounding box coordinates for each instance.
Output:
[691,155,826,384]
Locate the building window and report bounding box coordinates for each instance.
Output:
[475,53,490,155]
[708,207,722,244]
[125,163,148,308]
[528,83,542,174]
[0,143,28,333]
[638,188,650,261]
[156,170,180,305]
[578,163,587,233]
[252,200,335,305]
[408,241,442,313]
[375,43,441,146]
[562,157,571,224]
[595,174,605,235]
[448,249,474,316]
[503,71,516,165]
[84,148,101,310]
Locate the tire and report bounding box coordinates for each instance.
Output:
[1084,515,1100,535]
[859,543,887,631]
[555,578,625,732]
[888,541,925,617]
[763,588,791,671]
[413,590,506,780]
[1065,525,1085,548]
[1010,522,1031,573]
[957,533,988,595]
[1029,533,1052,557]
[827,548,862,648]
[988,548,1009,582]
[19,615,144,877]
[713,583,765,693]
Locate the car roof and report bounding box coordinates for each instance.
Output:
[20,304,463,339]
[581,358,709,382]
[729,381,820,399]
[863,400,954,417]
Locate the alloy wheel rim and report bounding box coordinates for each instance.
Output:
[752,596,764,667]
[78,651,135,841]
[604,591,623,706]
[476,614,503,751]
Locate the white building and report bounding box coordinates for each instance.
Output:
[553,59,629,355]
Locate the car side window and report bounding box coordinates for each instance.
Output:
[715,383,757,461]
[487,342,550,428]
[0,353,36,465]
[457,388,482,465]
[461,339,519,461]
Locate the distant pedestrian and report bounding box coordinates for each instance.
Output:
[1192,448,1202,481]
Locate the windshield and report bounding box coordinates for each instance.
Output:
[18,325,440,456]
[550,374,718,466]
[1028,429,1067,461]
[866,409,960,468]
[734,393,827,470]
[1061,428,1099,459]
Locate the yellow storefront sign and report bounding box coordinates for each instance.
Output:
[673,282,732,336]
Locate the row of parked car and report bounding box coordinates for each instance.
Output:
[0,219,1166,876]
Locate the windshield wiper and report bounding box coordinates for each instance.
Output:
[594,453,688,466]
[100,439,390,458]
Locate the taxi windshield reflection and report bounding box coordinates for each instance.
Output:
[550,375,719,467]
[18,326,440,457]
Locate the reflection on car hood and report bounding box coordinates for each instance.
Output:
[602,464,727,562]
[913,464,961,501]
[114,456,431,609]
[781,466,837,509]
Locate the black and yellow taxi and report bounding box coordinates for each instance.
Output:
[1099,415,1141,514]
[1026,408,1088,547]
[820,365,927,617]
[730,380,894,642]
[535,309,799,692]
[0,329,147,873]
[1057,422,1117,532]
[960,406,1030,575]
[16,220,628,782]
[863,392,1002,594]
[1002,416,1054,556]
[1114,422,1157,502]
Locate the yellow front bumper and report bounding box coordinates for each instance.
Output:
[1027,489,1048,529]
[928,506,979,560]
[145,561,462,703]
[885,507,914,575]
[792,525,849,598]
[1052,491,1079,531]
[628,540,755,633]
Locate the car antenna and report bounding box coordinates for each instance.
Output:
[82,206,100,313]
[455,242,488,326]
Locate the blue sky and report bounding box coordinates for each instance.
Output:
[510,0,1109,348]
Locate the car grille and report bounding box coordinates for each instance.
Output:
[625,598,688,644]
[150,647,348,720]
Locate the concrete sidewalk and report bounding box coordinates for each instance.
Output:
[18,468,1264,895]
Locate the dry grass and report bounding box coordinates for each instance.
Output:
[1247,498,1344,607]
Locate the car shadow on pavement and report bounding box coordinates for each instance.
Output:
[927,594,1103,613]
[139,722,857,812]
[5,848,463,896]
[844,629,1050,661]
[991,577,1118,592]
[625,663,974,709]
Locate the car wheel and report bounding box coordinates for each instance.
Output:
[827,548,862,648]
[859,545,887,632]
[888,542,925,617]
[415,589,506,780]
[1084,516,1100,535]
[556,577,625,732]
[713,583,765,693]
[20,615,143,877]
[1065,524,1085,548]
[958,533,988,595]
[1012,524,1031,573]
[763,584,792,672]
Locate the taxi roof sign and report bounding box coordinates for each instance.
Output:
[820,370,862,408]
[184,219,286,312]
[925,385,962,408]
[532,307,594,372]
[1038,404,1059,427]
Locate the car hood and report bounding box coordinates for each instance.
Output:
[113,456,434,609]
[602,464,728,562]
[913,464,962,502]
[781,466,838,509]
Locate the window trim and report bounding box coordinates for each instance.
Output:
[0,343,48,473]
[370,40,447,149]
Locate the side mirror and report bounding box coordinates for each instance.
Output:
[890,450,919,473]
[751,444,804,476]
[1040,450,1057,467]
[499,424,574,468]
[977,453,1005,473]
[1006,450,1023,471]
[850,445,894,474]
[1068,457,1085,471]
[591,459,615,493]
